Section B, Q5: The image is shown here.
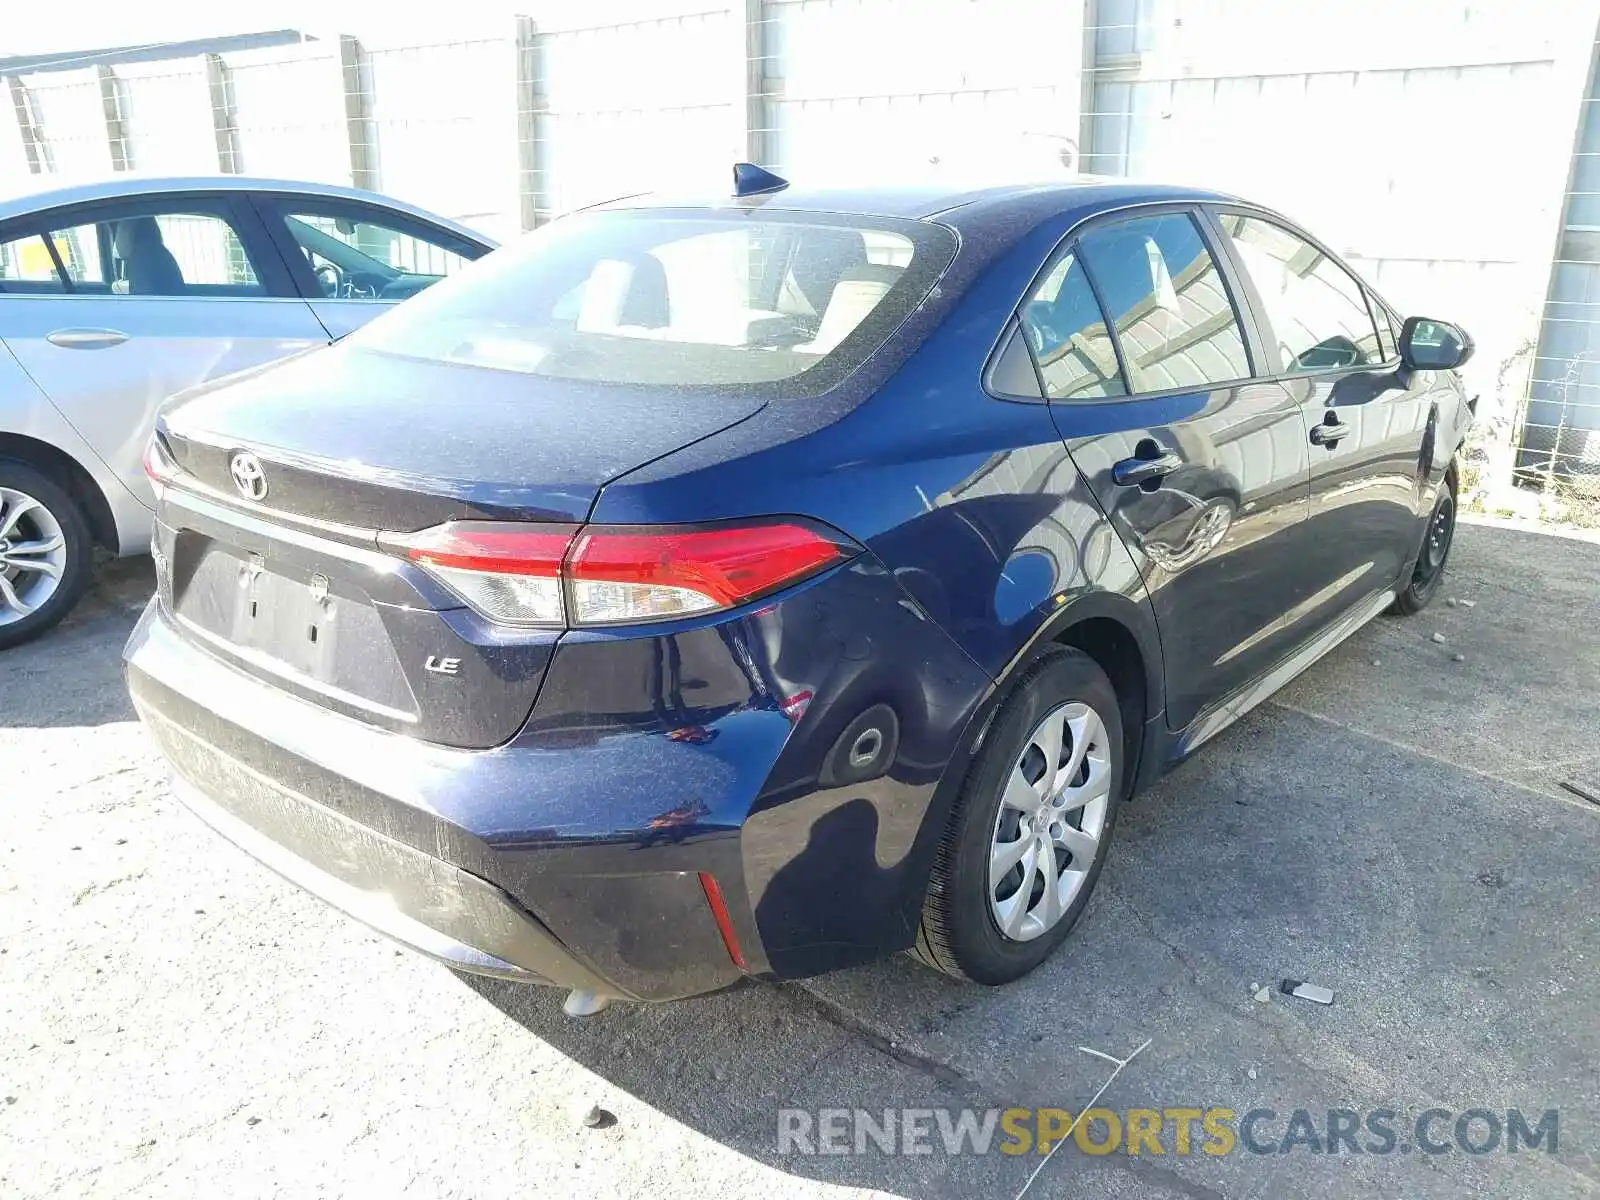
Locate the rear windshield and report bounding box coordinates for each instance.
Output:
[349,208,956,397]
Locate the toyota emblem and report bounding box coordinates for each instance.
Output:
[229,451,267,501]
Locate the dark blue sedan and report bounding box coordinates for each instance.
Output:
[126,167,1474,1011]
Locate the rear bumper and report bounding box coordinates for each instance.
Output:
[125,547,995,999]
[151,719,610,989]
[125,599,747,1001]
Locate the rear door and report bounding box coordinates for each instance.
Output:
[1024,207,1310,731]
[0,193,326,508]
[1209,209,1432,605]
[251,194,487,340]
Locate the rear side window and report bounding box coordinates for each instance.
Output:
[0,232,65,292]
[1219,214,1382,373]
[1077,212,1252,393]
[350,211,955,397]
[2,210,262,297]
[1018,247,1126,400]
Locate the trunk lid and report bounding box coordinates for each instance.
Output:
[152,343,765,749]
[159,343,765,527]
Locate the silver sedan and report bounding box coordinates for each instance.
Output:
[0,175,495,646]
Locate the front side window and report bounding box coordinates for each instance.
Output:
[350,210,956,396]
[1370,296,1398,360]
[1018,248,1126,400]
[1220,214,1383,373]
[1076,212,1252,393]
[281,208,472,300]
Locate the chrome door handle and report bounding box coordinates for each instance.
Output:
[1309,419,1351,447]
[1112,452,1183,487]
[46,327,129,350]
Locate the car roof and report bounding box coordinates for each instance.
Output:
[592,177,1242,228]
[0,175,496,246]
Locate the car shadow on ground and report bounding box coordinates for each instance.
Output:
[3,556,152,729]
[458,521,1600,1199]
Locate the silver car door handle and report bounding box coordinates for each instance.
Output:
[46,327,129,350]
[1309,419,1351,447]
[1112,452,1183,487]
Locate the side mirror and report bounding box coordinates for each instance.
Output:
[1399,316,1474,372]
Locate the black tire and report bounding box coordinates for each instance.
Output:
[1389,472,1457,616]
[0,459,93,650]
[912,647,1125,984]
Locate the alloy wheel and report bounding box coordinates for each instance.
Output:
[988,701,1113,942]
[0,485,69,627]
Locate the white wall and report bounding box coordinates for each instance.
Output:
[768,0,1085,179]
[2,0,1592,426]
[1087,0,1594,409]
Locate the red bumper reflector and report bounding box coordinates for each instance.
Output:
[698,871,747,971]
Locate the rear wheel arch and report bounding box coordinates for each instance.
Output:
[0,433,118,551]
[969,594,1161,802]
[1055,615,1148,801]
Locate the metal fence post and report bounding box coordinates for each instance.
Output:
[339,34,378,192]
[740,0,768,166]
[1078,0,1098,174]
[205,53,243,174]
[515,16,545,230]
[7,76,49,175]
[96,65,132,173]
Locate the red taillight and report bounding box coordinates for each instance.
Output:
[142,436,178,494]
[568,523,844,624]
[391,522,576,627]
[382,518,851,629]
[398,522,574,577]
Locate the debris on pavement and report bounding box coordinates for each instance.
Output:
[582,1104,616,1129]
[1452,653,1466,663]
[1430,632,1447,644]
[1560,780,1600,807]
[1252,985,1271,1003]
[1279,979,1335,1006]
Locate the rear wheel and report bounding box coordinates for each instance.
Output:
[913,647,1124,984]
[0,461,92,650]
[1389,473,1457,616]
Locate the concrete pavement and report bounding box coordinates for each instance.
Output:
[3,519,1597,1198]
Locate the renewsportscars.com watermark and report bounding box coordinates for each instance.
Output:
[777,1107,1560,1158]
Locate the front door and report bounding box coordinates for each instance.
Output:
[1211,210,1431,609]
[0,196,327,508]
[1024,208,1311,731]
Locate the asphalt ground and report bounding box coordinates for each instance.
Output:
[4,517,1597,1198]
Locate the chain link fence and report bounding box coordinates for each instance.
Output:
[2,1,1598,520]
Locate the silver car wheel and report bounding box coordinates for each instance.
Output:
[0,485,69,626]
[988,701,1113,942]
